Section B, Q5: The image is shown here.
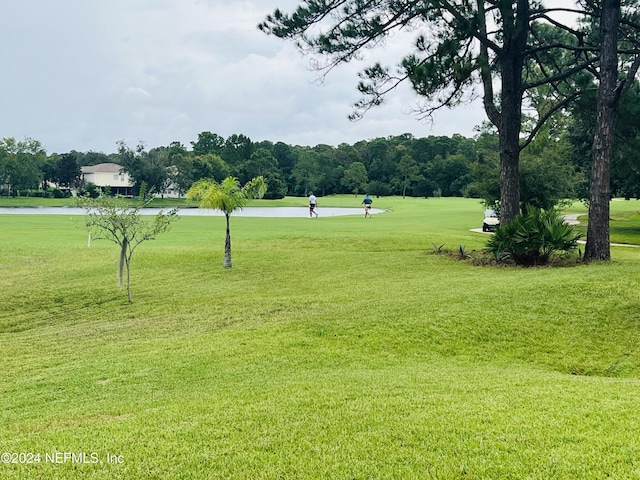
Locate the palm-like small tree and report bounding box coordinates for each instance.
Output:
[486,206,582,266]
[187,176,267,268]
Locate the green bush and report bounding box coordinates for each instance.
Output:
[23,189,46,197]
[486,207,582,266]
[79,182,101,198]
[50,188,66,198]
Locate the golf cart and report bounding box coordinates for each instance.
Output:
[482,209,500,232]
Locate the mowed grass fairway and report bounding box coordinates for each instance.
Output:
[2,196,640,479]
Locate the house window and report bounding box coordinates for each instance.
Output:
[113,174,119,180]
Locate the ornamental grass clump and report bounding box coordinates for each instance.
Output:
[486,207,582,266]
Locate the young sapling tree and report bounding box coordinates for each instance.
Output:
[77,186,178,302]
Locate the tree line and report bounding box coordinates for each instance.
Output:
[2,89,640,207]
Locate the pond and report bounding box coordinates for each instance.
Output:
[0,207,385,217]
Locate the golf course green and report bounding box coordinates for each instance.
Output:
[2,196,640,479]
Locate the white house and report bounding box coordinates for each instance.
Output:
[80,163,134,196]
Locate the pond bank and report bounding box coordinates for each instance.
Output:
[0,206,386,217]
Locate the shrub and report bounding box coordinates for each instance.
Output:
[50,188,66,198]
[79,183,101,198]
[486,207,582,266]
[25,189,46,197]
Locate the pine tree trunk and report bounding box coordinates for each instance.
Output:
[497,0,528,225]
[584,0,620,262]
[499,113,521,224]
[499,50,523,224]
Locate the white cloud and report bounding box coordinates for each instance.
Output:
[0,0,486,154]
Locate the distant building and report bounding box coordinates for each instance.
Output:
[80,163,133,196]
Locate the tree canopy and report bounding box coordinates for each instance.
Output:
[260,0,603,223]
[0,137,46,195]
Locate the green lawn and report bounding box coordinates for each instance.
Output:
[2,197,640,479]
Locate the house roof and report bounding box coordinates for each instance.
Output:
[81,163,124,174]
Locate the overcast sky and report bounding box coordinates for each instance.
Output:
[0,0,487,154]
